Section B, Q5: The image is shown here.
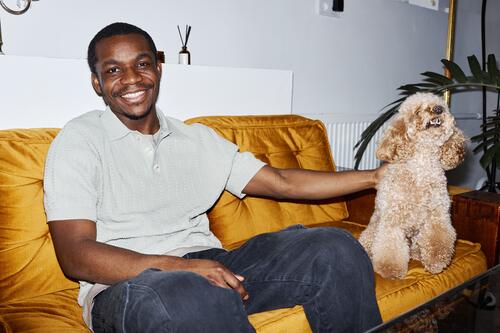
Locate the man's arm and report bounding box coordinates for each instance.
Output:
[242,165,386,199]
[49,220,248,299]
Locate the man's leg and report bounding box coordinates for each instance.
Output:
[209,225,382,333]
[91,268,255,333]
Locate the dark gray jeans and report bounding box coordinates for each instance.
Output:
[91,225,382,333]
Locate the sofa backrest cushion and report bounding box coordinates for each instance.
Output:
[0,129,78,304]
[0,116,348,303]
[185,115,349,249]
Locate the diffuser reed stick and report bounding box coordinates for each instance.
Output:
[177,25,191,65]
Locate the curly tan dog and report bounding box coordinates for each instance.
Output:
[358,92,466,279]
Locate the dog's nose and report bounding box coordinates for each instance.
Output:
[432,105,444,114]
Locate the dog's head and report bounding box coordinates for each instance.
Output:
[376,92,466,170]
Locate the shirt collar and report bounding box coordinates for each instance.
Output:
[101,106,172,141]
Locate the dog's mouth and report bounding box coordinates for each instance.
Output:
[426,117,442,128]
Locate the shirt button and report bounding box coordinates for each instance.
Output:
[153,164,160,172]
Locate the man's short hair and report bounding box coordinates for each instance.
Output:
[87,22,158,75]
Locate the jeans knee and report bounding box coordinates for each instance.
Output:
[293,228,373,272]
[126,270,253,332]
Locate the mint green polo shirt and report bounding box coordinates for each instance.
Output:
[43,107,266,328]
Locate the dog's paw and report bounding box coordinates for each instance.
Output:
[422,249,453,274]
[374,260,407,279]
[424,261,448,274]
[421,242,454,274]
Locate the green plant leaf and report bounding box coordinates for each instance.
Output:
[472,137,500,153]
[354,106,398,169]
[487,54,499,85]
[468,55,484,82]
[397,84,423,93]
[472,128,500,140]
[398,83,438,93]
[421,71,453,85]
[441,59,467,83]
[479,144,500,170]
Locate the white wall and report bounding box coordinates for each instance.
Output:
[1,0,450,116]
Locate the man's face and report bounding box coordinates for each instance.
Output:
[91,34,161,123]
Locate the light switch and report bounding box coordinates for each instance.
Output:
[317,0,342,18]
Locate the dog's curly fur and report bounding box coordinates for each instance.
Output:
[358,92,466,279]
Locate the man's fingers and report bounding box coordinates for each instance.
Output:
[234,275,249,299]
[207,270,232,289]
[185,259,250,300]
[221,270,249,300]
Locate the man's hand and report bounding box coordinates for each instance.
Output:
[373,163,389,187]
[181,259,249,300]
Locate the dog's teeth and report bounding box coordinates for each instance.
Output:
[430,118,441,125]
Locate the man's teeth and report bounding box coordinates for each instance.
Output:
[122,91,145,98]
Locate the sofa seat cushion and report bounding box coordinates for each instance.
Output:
[248,306,310,333]
[185,115,349,249]
[0,289,86,333]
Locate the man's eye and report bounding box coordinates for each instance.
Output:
[138,62,150,68]
[106,67,120,74]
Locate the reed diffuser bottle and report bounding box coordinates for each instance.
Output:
[177,25,191,65]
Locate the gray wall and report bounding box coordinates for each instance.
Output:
[2,0,497,188]
[447,0,500,189]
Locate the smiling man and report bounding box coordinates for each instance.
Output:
[44,23,384,333]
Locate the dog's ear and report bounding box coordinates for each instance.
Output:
[376,117,415,162]
[440,127,466,170]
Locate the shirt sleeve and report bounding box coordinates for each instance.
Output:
[194,123,267,200]
[225,152,266,199]
[44,126,99,222]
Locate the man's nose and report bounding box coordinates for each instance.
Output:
[432,105,444,114]
[121,68,142,84]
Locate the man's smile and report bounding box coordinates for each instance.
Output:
[119,89,148,104]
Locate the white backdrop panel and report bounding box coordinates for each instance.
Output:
[0,56,292,129]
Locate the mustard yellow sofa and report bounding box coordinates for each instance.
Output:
[0,115,489,333]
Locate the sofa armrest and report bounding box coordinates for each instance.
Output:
[452,191,500,268]
[344,189,377,226]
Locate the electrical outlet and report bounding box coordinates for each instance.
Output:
[317,0,341,18]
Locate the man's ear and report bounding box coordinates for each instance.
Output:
[91,73,103,97]
[156,61,162,79]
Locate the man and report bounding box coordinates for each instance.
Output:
[45,22,384,333]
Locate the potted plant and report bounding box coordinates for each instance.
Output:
[354,54,500,191]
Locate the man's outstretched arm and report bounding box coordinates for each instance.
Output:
[242,165,386,199]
